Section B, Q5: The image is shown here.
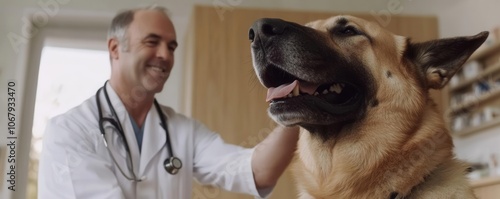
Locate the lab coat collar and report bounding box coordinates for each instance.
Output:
[139,101,167,175]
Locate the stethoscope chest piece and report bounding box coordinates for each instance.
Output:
[164,157,182,175]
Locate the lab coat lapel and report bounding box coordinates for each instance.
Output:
[139,102,166,175]
[105,83,141,175]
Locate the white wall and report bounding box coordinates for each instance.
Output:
[438,0,500,38]
[0,0,496,198]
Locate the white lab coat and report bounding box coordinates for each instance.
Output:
[38,83,269,199]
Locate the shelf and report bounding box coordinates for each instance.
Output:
[448,88,500,115]
[455,117,500,137]
[448,43,500,135]
[469,42,500,61]
[450,62,500,92]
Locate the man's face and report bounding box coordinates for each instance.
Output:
[115,10,177,94]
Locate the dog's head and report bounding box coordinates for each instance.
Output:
[249,15,488,132]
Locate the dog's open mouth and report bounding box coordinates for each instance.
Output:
[267,80,358,105]
[260,65,363,126]
[263,65,359,105]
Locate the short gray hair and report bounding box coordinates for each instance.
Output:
[107,6,170,50]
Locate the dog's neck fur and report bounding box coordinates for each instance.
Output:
[294,98,455,198]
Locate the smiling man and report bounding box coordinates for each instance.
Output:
[38,6,299,199]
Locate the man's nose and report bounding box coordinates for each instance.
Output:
[156,43,171,60]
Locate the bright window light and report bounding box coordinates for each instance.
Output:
[28,46,110,199]
[32,46,111,151]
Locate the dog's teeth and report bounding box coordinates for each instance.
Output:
[314,92,319,96]
[331,84,343,94]
[292,84,300,96]
[329,84,336,92]
[287,94,293,98]
[322,90,328,94]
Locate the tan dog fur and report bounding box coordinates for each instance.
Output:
[293,16,483,199]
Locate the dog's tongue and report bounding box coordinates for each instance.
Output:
[266,80,318,102]
[266,81,297,102]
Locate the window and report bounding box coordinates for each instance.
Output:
[27,46,110,198]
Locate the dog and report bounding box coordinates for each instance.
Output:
[249,15,488,199]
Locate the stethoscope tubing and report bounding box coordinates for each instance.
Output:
[95,81,180,181]
[96,86,141,181]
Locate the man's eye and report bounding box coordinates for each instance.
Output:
[145,40,159,46]
[168,46,177,52]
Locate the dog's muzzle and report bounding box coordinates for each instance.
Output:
[249,18,366,126]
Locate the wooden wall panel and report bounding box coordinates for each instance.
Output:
[474,183,500,199]
[185,5,439,199]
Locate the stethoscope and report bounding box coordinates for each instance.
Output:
[96,81,182,181]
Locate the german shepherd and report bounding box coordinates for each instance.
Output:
[249,15,488,199]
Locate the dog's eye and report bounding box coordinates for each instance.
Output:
[340,26,359,36]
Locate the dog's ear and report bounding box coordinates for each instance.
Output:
[406,31,489,89]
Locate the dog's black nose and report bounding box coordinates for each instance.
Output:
[249,18,288,42]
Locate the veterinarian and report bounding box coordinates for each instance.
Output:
[37,6,299,199]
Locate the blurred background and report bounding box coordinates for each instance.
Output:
[1,0,500,198]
